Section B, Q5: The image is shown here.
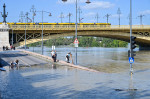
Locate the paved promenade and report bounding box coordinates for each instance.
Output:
[0,50,98,72]
[0,50,48,67]
[21,50,99,72]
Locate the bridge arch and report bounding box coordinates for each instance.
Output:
[11,30,150,48]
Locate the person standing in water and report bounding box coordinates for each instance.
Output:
[66,53,70,63]
[69,52,73,64]
[51,50,55,62]
[54,50,57,62]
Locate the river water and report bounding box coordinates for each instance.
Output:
[1,47,150,99]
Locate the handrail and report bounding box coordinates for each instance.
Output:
[9,24,150,30]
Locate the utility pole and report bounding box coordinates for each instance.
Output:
[138,14,144,25]
[60,12,64,23]
[117,8,121,26]
[78,7,82,23]
[30,5,36,24]
[95,13,100,23]
[104,14,111,23]
[68,13,72,23]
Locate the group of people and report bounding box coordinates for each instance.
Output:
[3,46,9,51]
[51,50,73,64]
[10,59,19,70]
[3,45,15,51]
[10,45,16,50]
[51,50,57,62]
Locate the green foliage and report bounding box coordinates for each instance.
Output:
[28,36,128,48]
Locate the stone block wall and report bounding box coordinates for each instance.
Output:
[0,23,10,48]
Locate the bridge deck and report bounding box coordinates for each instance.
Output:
[9,25,150,31]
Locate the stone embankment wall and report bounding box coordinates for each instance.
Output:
[0,23,10,48]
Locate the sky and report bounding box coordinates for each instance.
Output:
[0,0,150,25]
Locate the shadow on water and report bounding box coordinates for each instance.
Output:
[0,66,64,99]
[0,58,10,67]
[0,51,29,66]
[0,91,1,99]
[0,52,28,58]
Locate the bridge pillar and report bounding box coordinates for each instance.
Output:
[139,44,150,50]
[0,23,10,48]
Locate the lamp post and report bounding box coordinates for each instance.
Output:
[117,8,121,27]
[62,0,91,65]
[30,5,36,24]
[36,10,52,55]
[67,13,72,23]
[25,12,30,50]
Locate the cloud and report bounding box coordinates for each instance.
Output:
[84,12,96,17]
[111,14,123,18]
[89,19,96,23]
[82,1,115,9]
[57,0,86,4]
[139,10,150,15]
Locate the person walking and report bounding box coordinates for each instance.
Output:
[10,45,13,50]
[13,46,16,50]
[3,46,5,51]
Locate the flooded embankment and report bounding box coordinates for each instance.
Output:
[1,47,150,99]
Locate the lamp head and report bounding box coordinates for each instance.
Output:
[86,0,91,4]
[18,19,21,22]
[49,13,52,16]
[62,0,67,2]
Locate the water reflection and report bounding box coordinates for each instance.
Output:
[52,64,57,69]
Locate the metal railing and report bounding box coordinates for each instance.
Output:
[9,24,150,30]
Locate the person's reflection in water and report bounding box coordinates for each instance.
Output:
[52,64,57,69]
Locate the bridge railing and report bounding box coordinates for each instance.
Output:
[9,24,150,30]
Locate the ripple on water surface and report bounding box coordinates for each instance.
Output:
[0,63,150,99]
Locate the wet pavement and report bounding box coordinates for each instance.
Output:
[0,63,150,99]
[1,48,150,99]
[0,51,48,67]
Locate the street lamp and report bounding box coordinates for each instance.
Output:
[19,12,32,50]
[117,8,121,27]
[36,10,52,55]
[30,5,36,24]
[62,0,91,65]
[25,12,30,50]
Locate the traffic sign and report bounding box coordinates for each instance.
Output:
[129,57,134,63]
[73,38,79,44]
